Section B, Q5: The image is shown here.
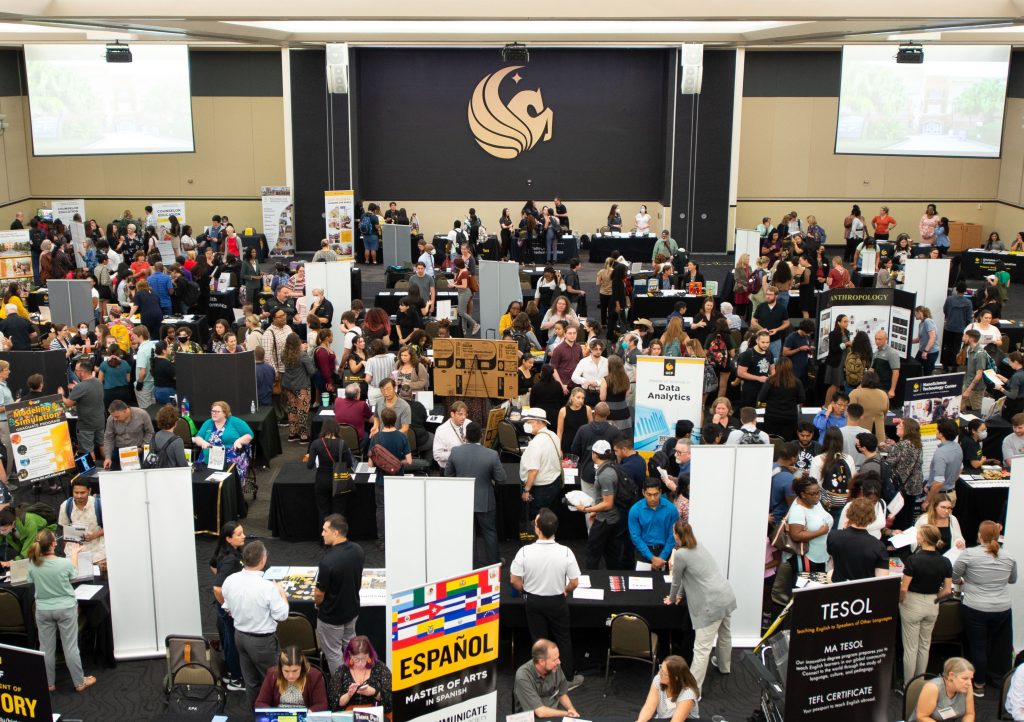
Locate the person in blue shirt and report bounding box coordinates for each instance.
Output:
[147,262,174,313]
[813,392,848,444]
[613,436,647,488]
[253,347,276,408]
[627,480,677,571]
[770,442,798,524]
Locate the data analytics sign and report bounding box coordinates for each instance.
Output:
[634,356,704,452]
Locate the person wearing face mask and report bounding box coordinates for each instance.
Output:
[519,408,564,521]
[959,419,989,473]
[635,205,652,234]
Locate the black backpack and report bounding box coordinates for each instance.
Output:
[510,331,532,357]
[179,279,200,310]
[739,429,765,445]
[144,435,178,469]
[602,461,639,511]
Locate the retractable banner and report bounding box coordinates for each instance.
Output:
[0,643,52,721]
[324,189,355,261]
[784,576,900,722]
[633,356,705,451]
[262,186,295,257]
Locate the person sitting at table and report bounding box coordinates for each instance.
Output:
[152,404,188,468]
[915,657,976,722]
[27,530,97,693]
[102,400,154,469]
[514,639,581,719]
[679,260,705,290]
[193,400,254,477]
[984,231,1005,252]
[333,383,372,447]
[257,645,329,711]
[0,507,55,565]
[57,478,106,566]
[636,655,700,722]
[209,318,232,354]
[327,635,392,712]
[912,493,965,552]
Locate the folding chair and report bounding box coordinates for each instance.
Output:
[603,613,658,696]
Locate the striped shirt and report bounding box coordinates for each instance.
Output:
[364,353,396,389]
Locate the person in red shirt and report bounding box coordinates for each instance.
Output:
[826,256,852,289]
[332,383,373,445]
[129,250,150,282]
[871,206,897,240]
[223,224,242,258]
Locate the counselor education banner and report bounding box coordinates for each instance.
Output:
[390,565,499,722]
[0,642,52,722]
[324,190,355,261]
[151,202,186,238]
[50,198,85,224]
[633,356,705,452]
[262,186,295,257]
[784,576,900,722]
[6,395,75,484]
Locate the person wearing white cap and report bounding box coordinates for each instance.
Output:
[519,408,565,520]
[574,439,624,570]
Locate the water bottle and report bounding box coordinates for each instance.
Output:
[250,400,256,414]
[181,396,190,417]
[321,392,330,408]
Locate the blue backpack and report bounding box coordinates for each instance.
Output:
[359,213,374,235]
[64,496,102,527]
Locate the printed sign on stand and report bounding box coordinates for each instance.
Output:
[262,186,295,256]
[0,643,52,721]
[6,395,75,483]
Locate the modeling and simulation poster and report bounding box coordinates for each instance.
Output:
[324,189,355,261]
[633,356,704,451]
[6,395,75,483]
[390,566,499,722]
[0,643,52,721]
[262,186,295,257]
[784,576,900,722]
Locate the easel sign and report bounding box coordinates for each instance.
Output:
[432,339,517,400]
[482,406,507,450]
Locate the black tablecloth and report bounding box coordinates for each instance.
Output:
[527,235,579,264]
[158,317,211,348]
[268,462,378,541]
[149,404,282,468]
[589,234,657,263]
[1,579,116,668]
[955,477,1009,544]
[205,289,238,327]
[500,568,686,630]
[631,290,812,323]
[495,472,587,541]
[375,289,461,315]
[963,249,1024,283]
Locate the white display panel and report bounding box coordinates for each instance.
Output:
[424,477,475,582]
[903,258,950,356]
[305,261,352,362]
[836,45,1010,158]
[24,44,194,156]
[385,476,427,596]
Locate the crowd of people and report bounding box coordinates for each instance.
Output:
[0,201,1020,720]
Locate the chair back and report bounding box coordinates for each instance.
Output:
[337,424,361,459]
[171,662,218,687]
[904,674,937,722]
[276,614,319,657]
[395,280,410,290]
[496,421,521,455]
[406,428,418,454]
[930,599,963,645]
[0,590,26,635]
[609,613,654,659]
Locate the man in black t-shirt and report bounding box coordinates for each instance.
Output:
[826,497,888,582]
[315,514,366,677]
[753,286,790,361]
[736,330,774,407]
[0,307,35,350]
[794,421,822,471]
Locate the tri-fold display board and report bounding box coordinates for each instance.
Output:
[815,288,917,361]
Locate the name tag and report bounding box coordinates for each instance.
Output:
[937,706,958,720]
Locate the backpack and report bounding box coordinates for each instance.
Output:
[359,213,374,235]
[702,361,719,394]
[144,434,178,469]
[22,503,58,526]
[844,352,866,386]
[821,454,853,506]
[739,429,765,445]
[707,336,731,373]
[64,496,103,527]
[748,268,764,295]
[601,461,639,512]
[455,230,468,247]
[510,331,532,357]
[179,279,200,310]
[647,449,671,478]
[369,435,404,475]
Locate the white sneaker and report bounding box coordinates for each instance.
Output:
[225,678,245,692]
[567,673,584,691]
[710,653,730,675]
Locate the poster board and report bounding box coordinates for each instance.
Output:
[633,356,705,452]
[0,643,52,722]
[324,189,355,261]
[432,339,517,399]
[734,227,760,269]
[6,395,75,483]
[390,566,500,722]
[151,201,186,237]
[0,229,33,285]
[784,577,900,722]
[51,198,85,224]
[815,288,916,361]
[262,186,295,256]
[156,240,175,264]
[482,406,506,451]
[903,258,950,357]
[174,352,257,418]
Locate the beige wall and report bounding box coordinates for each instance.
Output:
[370,201,668,241]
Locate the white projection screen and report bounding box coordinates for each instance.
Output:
[24,44,194,156]
[836,45,1011,158]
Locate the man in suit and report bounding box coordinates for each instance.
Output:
[444,421,505,567]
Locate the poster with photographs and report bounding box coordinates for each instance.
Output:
[903,373,962,438]
[815,288,917,361]
[0,230,33,285]
[262,186,295,257]
[324,190,354,261]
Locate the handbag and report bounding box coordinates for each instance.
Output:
[956,344,967,367]
[323,439,354,495]
[468,274,479,293]
[369,434,404,474]
[271,330,282,395]
[771,512,806,557]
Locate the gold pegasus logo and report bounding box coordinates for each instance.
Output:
[468,66,553,159]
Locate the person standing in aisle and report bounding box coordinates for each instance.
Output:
[510,508,585,692]
[221,541,290,707]
[315,514,365,677]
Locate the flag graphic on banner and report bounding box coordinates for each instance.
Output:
[391,567,499,648]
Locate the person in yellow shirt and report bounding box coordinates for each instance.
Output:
[0,283,29,320]
[499,300,523,337]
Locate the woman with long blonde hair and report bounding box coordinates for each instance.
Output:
[660,317,688,357]
[601,354,632,432]
[733,253,752,321]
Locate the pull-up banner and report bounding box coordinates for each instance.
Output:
[784,576,900,722]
